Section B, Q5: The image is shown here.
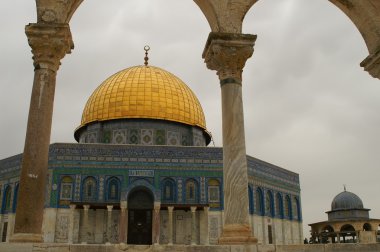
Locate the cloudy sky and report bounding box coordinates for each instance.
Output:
[1,0,379,237]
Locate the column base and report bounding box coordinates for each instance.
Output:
[218,224,257,245]
[9,233,43,243]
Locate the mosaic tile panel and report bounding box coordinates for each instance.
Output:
[112,129,127,144]
[167,131,180,146]
[177,178,183,203]
[141,129,153,145]
[200,177,206,203]
[128,129,139,144]
[74,175,81,201]
[87,132,98,143]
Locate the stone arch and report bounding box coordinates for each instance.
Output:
[363,223,372,231]
[340,224,357,243]
[124,179,159,202]
[127,186,154,209]
[321,225,334,233]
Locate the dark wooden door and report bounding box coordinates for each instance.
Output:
[127,209,152,244]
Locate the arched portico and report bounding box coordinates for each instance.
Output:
[12,0,380,244]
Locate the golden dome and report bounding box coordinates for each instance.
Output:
[77,65,207,132]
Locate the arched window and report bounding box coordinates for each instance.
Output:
[82,177,97,202]
[185,179,198,203]
[2,185,12,213]
[255,187,264,216]
[248,185,254,214]
[208,179,220,208]
[12,184,19,212]
[276,193,284,218]
[285,195,292,219]
[107,177,120,201]
[293,196,301,221]
[265,191,274,217]
[60,176,74,200]
[161,178,175,202]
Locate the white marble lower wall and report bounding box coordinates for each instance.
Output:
[251,215,303,245]
[0,214,15,242]
[1,209,303,245]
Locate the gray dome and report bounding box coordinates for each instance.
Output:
[331,191,364,211]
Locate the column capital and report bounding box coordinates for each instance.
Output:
[69,204,76,211]
[154,202,161,210]
[202,32,257,84]
[120,200,127,210]
[360,48,380,79]
[83,204,90,211]
[190,206,197,213]
[107,205,114,212]
[168,206,174,212]
[25,23,74,72]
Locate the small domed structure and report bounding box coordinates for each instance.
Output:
[309,189,380,244]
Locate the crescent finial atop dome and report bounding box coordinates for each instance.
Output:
[144,45,150,66]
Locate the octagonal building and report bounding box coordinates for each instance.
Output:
[0,62,302,245]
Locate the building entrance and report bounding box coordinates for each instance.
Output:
[127,188,153,244]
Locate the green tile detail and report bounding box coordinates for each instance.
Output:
[103,130,111,143]
[156,129,166,145]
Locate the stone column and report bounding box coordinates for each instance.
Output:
[168,206,174,245]
[190,206,197,245]
[152,202,161,245]
[119,201,127,243]
[202,32,257,244]
[106,205,113,244]
[82,205,90,244]
[10,23,73,243]
[202,207,210,245]
[68,204,76,244]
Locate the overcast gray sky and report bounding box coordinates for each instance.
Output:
[1,0,379,238]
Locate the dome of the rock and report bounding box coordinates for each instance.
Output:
[74,65,211,145]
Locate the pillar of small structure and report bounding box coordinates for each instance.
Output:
[10,23,73,243]
[202,32,257,244]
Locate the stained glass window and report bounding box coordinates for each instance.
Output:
[83,177,97,202]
